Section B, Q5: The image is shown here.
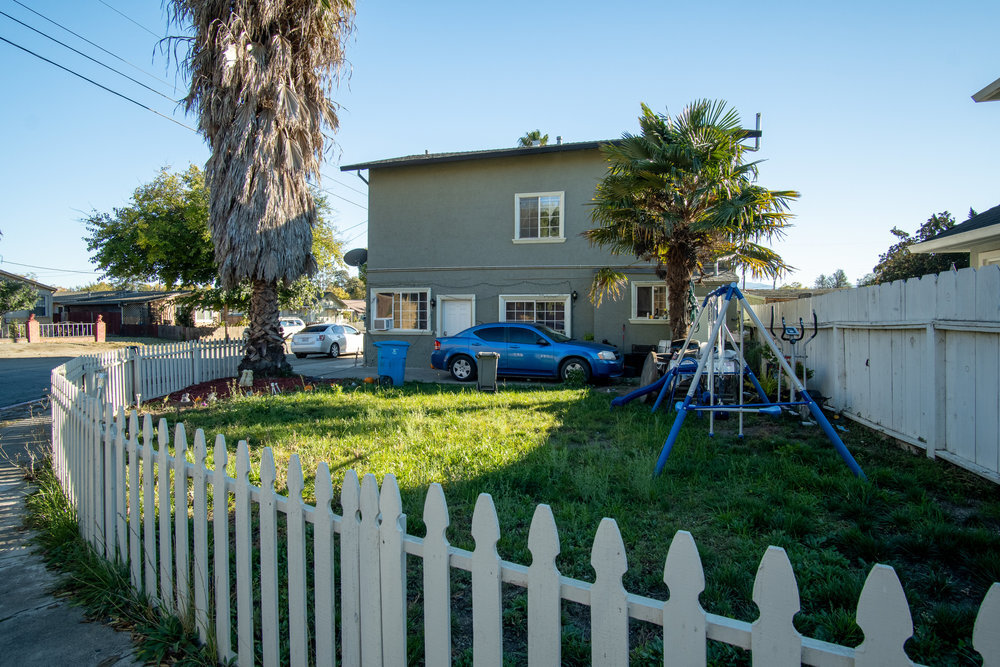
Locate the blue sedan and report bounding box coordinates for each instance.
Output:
[431,322,624,383]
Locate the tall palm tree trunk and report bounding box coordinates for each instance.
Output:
[666,244,697,339]
[242,279,289,374]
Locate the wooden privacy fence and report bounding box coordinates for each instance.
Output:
[751,266,1000,484]
[53,340,242,411]
[49,358,1000,665]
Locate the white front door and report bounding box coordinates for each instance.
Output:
[440,298,474,337]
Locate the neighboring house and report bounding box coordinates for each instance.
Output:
[0,268,56,325]
[281,292,365,324]
[909,203,1000,268]
[972,76,1000,102]
[342,140,733,367]
[53,289,188,335]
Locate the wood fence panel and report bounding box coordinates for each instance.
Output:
[235,441,255,667]
[590,518,628,665]
[379,475,407,667]
[103,403,115,560]
[340,471,362,667]
[157,420,174,614]
[115,409,127,563]
[955,267,978,320]
[974,583,1000,664]
[128,412,141,591]
[527,504,561,666]
[422,483,451,667]
[174,425,190,618]
[855,565,914,666]
[975,334,1000,473]
[945,331,977,463]
[359,474,383,667]
[977,265,1000,322]
[142,415,157,600]
[471,493,503,667]
[751,547,801,666]
[314,463,337,667]
[191,428,210,642]
[663,531,706,665]
[260,449,280,667]
[212,436,233,662]
[286,455,309,667]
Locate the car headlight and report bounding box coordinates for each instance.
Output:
[597,350,616,360]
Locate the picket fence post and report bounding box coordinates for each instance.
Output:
[174,424,190,618]
[212,435,233,662]
[340,470,362,666]
[527,504,561,666]
[260,448,280,667]
[423,483,451,666]
[471,493,503,667]
[314,463,337,667]
[234,441,254,666]
[286,455,309,667]
[191,428,210,641]
[157,419,174,615]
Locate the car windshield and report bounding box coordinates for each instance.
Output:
[532,324,571,343]
[302,325,329,333]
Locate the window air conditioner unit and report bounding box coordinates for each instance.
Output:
[372,318,393,331]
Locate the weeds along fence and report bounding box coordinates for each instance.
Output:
[55,340,242,411]
[751,265,1000,485]
[49,356,1000,665]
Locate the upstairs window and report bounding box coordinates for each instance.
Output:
[514,192,564,242]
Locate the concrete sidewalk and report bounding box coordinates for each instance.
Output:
[0,402,141,666]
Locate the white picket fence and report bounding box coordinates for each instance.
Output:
[47,348,1000,665]
[55,340,243,411]
[751,265,1000,484]
[40,322,95,338]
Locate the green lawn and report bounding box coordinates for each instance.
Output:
[159,381,1000,665]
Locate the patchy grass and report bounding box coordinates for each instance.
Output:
[153,382,999,665]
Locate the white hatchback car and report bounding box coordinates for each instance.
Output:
[279,317,306,339]
[289,323,363,359]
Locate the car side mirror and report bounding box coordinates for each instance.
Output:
[536,338,549,346]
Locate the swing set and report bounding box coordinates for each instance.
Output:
[612,282,866,480]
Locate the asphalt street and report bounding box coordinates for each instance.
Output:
[0,357,73,409]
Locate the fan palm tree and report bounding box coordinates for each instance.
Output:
[171,0,355,374]
[585,100,798,337]
[518,129,549,147]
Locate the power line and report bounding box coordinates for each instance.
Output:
[10,0,178,94]
[0,10,178,102]
[95,0,159,39]
[318,187,367,210]
[343,229,367,245]
[1,259,100,274]
[319,172,368,198]
[337,219,368,234]
[0,34,197,132]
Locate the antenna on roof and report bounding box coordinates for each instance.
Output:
[745,113,762,152]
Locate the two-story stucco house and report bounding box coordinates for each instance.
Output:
[342,140,732,369]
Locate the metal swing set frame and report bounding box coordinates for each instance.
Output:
[613,282,867,480]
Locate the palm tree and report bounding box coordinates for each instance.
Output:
[517,129,549,147]
[585,100,798,337]
[171,0,355,374]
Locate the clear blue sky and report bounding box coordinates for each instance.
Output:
[1,0,997,289]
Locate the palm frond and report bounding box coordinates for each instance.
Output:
[588,268,629,307]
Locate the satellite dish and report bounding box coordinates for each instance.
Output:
[344,248,368,267]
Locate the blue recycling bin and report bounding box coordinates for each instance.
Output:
[373,340,410,386]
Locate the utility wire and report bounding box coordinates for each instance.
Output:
[337,219,368,234]
[10,0,177,93]
[0,10,178,102]
[1,259,100,274]
[318,187,367,210]
[95,0,159,39]
[319,172,368,198]
[0,34,197,132]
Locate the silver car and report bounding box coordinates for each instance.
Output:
[289,324,364,359]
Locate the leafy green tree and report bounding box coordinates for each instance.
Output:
[814,269,851,288]
[0,280,38,324]
[867,211,971,284]
[518,130,549,146]
[170,0,355,374]
[85,166,345,312]
[585,100,798,336]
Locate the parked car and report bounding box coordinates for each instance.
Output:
[289,323,363,358]
[279,317,306,339]
[431,322,624,382]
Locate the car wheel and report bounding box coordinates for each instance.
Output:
[560,357,591,383]
[449,355,476,381]
[328,342,340,358]
[294,353,307,359]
